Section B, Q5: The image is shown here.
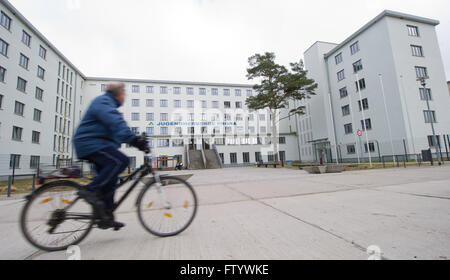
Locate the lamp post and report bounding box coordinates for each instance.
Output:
[418,77,442,166]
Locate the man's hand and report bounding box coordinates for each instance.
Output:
[130,136,150,153]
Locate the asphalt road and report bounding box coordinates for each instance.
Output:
[1,165,450,260]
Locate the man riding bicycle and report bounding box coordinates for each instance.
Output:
[73,82,149,230]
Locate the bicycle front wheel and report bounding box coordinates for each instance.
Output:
[137,176,198,237]
[20,181,95,252]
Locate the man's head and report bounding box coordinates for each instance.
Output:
[106,82,126,105]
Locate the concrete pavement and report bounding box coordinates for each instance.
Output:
[1,165,450,260]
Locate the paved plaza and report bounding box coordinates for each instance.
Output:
[1,165,450,260]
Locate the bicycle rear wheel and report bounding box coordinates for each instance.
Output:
[20,181,95,252]
[137,176,198,237]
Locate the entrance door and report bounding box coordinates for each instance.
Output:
[202,139,211,150]
[189,138,196,150]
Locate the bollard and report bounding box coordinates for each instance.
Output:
[32,174,36,191]
[7,176,12,198]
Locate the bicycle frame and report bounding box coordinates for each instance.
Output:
[62,157,162,215]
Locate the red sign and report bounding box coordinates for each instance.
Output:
[357,130,363,137]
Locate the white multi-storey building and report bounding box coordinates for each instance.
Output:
[301,10,450,163]
[0,0,449,177]
[0,0,300,176]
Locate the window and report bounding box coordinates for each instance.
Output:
[235,89,242,97]
[415,66,428,79]
[230,153,238,164]
[224,101,231,109]
[342,105,350,116]
[146,99,154,107]
[212,88,219,96]
[1,12,11,30]
[174,100,181,108]
[131,113,140,121]
[101,84,107,92]
[174,87,181,94]
[424,110,437,123]
[30,156,40,169]
[212,101,219,108]
[419,88,432,101]
[428,135,441,147]
[236,102,242,109]
[160,86,168,94]
[188,114,195,121]
[279,137,286,144]
[174,113,182,121]
[131,127,140,135]
[132,85,140,93]
[353,60,363,73]
[187,87,194,95]
[268,152,275,162]
[160,113,168,121]
[259,114,266,121]
[146,127,155,135]
[248,114,254,121]
[146,86,154,93]
[132,99,140,107]
[10,154,20,169]
[224,114,232,121]
[361,119,372,131]
[407,25,419,37]
[0,94,3,109]
[260,126,267,134]
[173,139,184,147]
[15,101,25,116]
[146,113,154,121]
[32,131,40,144]
[158,139,170,147]
[160,99,168,107]
[243,153,250,163]
[19,54,29,69]
[199,88,206,95]
[35,87,44,101]
[160,127,169,135]
[22,30,31,47]
[411,45,424,57]
[335,53,343,64]
[224,89,230,96]
[347,145,356,154]
[0,66,6,82]
[358,98,369,111]
[39,46,47,59]
[246,90,253,97]
[33,109,42,122]
[236,114,243,121]
[37,66,45,80]
[355,79,366,91]
[337,70,345,81]
[255,152,262,162]
[0,38,8,56]
[339,87,348,98]
[187,100,194,108]
[364,142,375,153]
[201,101,207,109]
[350,41,360,55]
[12,126,23,141]
[344,123,353,135]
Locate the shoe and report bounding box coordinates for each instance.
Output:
[78,189,108,220]
[97,210,125,231]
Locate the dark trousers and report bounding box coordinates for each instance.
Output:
[83,147,129,210]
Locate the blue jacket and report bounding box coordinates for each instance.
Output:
[73,92,136,159]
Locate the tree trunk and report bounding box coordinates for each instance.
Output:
[272,110,279,164]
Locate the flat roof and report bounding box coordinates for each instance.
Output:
[324,10,440,58]
[86,77,254,88]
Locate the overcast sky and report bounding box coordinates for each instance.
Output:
[8,0,450,84]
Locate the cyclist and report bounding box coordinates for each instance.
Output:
[73,82,148,230]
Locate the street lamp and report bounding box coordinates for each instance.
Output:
[418,76,442,166]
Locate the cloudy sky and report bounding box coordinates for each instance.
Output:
[8,0,450,84]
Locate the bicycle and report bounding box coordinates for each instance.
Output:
[20,149,198,252]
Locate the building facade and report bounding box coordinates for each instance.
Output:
[0,1,449,177]
[302,10,450,163]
